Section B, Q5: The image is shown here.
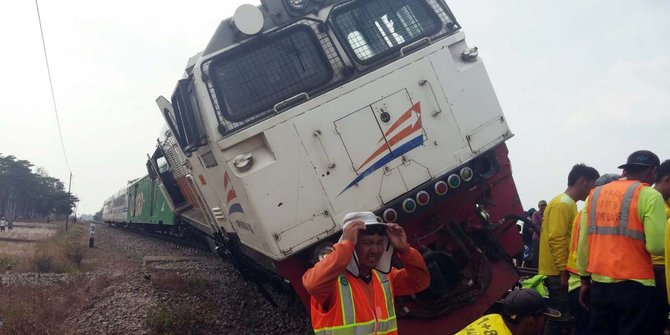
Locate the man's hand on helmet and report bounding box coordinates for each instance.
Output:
[342,220,366,245]
[387,223,410,254]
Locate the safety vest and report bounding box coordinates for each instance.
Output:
[520,274,548,297]
[454,314,513,335]
[310,270,398,335]
[565,210,582,274]
[587,180,654,280]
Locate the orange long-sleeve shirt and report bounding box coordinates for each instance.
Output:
[302,240,430,310]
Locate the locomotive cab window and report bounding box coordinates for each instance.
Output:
[332,0,441,63]
[209,25,333,123]
[171,78,207,153]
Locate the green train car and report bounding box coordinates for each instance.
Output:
[127,174,176,229]
[103,171,183,234]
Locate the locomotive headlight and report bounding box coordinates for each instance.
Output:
[460,167,474,182]
[286,0,309,9]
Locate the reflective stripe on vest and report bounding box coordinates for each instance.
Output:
[314,272,398,335]
[588,182,645,241]
[338,274,355,326]
[373,271,398,334]
[374,271,396,319]
[565,211,582,274]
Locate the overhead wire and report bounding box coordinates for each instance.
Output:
[35,0,72,174]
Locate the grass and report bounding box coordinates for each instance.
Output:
[29,225,88,273]
[0,256,17,271]
[146,272,213,335]
[0,275,114,335]
[0,223,97,334]
[150,272,212,296]
[146,302,206,335]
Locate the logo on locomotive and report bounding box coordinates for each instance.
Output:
[339,101,424,195]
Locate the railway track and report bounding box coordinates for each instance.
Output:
[107,223,211,253]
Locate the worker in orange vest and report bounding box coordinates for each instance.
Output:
[565,173,620,335]
[302,212,430,335]
[577,150,666,335]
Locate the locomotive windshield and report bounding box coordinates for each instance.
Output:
[209,25,333,123]
[204,0,458,137]
[332,0,441,63]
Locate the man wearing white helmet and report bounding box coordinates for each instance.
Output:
[302,212,430,335]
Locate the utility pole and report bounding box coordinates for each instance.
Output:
[65,172,72,231]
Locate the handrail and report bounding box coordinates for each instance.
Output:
[400,37,432,56]
[273,92,310,114]
[313,130,336,169]
[185,174,221,234]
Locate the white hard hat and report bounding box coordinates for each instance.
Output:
[340,211,394,277]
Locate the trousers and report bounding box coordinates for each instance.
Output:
[650,266,669,335]
[544,275,571,335]
[589,281,656,335]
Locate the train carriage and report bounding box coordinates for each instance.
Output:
[150,0,525,333]
[102,187,128,223]
[126,174,176,230]
[102,173,180,232]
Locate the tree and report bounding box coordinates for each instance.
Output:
[0,153,78,219]
[93,209,102,222]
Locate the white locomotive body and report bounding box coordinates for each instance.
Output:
[151,0,524,333]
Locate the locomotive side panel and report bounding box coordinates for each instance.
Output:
[220,125,338,257]
[429,41,513,154]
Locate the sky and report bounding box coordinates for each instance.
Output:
[0,0,669,215]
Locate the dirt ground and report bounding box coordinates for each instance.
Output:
[0,221,59,256]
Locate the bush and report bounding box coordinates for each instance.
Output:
[0,256,17,271]
[28,226,87,273]
[64,242,86,266]
[33,252,54,272]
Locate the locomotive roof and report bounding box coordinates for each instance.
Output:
[202,0,347,57]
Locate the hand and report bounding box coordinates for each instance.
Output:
[579,278,591,310]
[386,223,410,254]
[341,221,365,245]
[560,271,569,289]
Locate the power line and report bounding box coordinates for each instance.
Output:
[35,0,71,173]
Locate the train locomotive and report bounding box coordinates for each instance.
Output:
[110,0,527,333]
